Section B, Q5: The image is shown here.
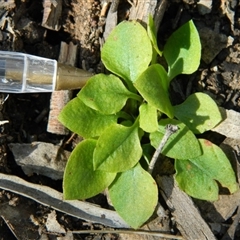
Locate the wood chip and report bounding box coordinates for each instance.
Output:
[212,108,240,139]
[0,173,129,228]
[220,0,236,31]
[42,0,62,31]
[103,1,118,41]
[154,0,168,31]
[47,41,76,135]
[0,0,15,9]
[129,0,158,24]
[157,175,216,240]
[9,142,69,180]
[195,191,240,223]
[199,27,228,64]
[0,198,39,239]
[221,206,240,240]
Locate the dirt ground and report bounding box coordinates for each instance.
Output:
[0,0,240,239]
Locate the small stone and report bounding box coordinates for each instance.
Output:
[9,142,70,180]
[46,211,66,234]
[198,0,212,15]
[211,66,218,72]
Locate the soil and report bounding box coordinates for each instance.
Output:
[0,0,240,239]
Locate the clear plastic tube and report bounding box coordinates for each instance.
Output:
[0,51,57,93]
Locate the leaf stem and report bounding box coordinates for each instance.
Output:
[124,78,137,93]
[151,47,158,64]
[148,124,179,174]
[117,111,133,121]
[129,92,142,102]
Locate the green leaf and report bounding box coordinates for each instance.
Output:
[134,64,173,118]
[94,122,142,172]
[139,103,158,133]
[163,20,201,80]
[63,139,116,200]
[109,164,158,229]
[175,139,238,201]
[58,97,117,138]
[78,74,141,114]
[147,15,162,57]
[102,21,152,83]
[150,118,202,159]
[174,92,222,134]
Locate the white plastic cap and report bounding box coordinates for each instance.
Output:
[0,51,57,93]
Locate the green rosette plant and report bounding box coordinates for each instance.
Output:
[59,17,238,229]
